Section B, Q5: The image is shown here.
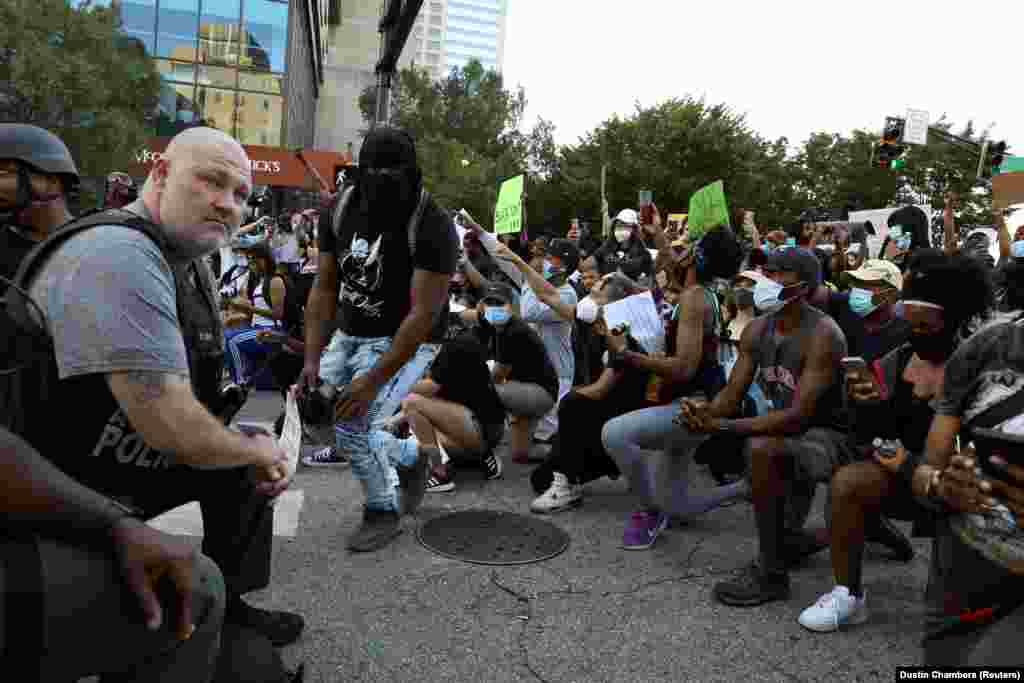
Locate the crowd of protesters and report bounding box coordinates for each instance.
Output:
[3,121,1024,681]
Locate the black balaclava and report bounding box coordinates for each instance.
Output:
[357,128,422,228]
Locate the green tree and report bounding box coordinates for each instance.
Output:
[550,97,802,237]
[359,60,561,230]
[0,0,161,206]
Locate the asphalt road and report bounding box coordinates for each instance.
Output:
[169,390,932,682]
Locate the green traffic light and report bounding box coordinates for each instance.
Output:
[891,158,906,170]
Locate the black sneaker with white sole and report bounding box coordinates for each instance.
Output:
[426,462,456,493]
[482,451,503,480]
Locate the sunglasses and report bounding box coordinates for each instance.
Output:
[107,172,133,183]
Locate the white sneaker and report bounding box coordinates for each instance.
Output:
[530,472,582,514]
[798,586,868,632]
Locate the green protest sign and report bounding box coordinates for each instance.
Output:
[494,174,524,235]
[687,180,729,240]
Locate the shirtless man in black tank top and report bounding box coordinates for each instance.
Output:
[679,247,851,607]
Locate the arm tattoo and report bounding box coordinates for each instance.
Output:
[123,371,184,404]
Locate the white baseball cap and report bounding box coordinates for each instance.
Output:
[614,209,639,226]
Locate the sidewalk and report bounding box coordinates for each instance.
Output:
[191,392,933,681]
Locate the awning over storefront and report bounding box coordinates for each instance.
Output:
[130,138,353,189]
[994,172,1024,211]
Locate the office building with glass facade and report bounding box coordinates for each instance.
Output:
[402,0,506,78]
[443,0,506,73]
[104,0,330,149]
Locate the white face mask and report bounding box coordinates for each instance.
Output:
[576,296,600,324]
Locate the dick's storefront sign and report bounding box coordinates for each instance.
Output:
[131,138,350,189]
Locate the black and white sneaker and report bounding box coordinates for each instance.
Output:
[426,463,456,493]
[482,451,503,480]
[300,445,351,468]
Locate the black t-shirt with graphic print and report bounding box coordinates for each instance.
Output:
[318,194,458,339]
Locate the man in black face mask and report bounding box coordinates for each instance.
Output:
[300,128,458,551]
[0,124,78,292]
[679,247,852,606]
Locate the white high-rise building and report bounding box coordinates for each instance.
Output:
[316,0,508,157]
[404,0,507,78]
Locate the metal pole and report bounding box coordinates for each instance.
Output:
[375,70,392,127]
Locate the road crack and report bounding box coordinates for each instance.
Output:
[484,535,743,683]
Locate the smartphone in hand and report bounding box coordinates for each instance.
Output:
[638,191,654,225]
[840,356,867,375]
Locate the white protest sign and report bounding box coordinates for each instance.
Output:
[904,109,929,146]
[601,291,665,355]
[279,389,302,477]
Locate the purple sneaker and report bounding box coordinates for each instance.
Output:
[622,510,669,550]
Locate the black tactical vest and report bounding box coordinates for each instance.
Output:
[4,209,226,444]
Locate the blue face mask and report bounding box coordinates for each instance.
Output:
[483,306,510,326]
[1012,240,1024,259]
[785,237,797,247]
[848,287,880,318]
[890,226,911,251]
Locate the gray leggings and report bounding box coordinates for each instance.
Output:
[496,381,556,420]
[602,402,747,516]
[0,538,225,682]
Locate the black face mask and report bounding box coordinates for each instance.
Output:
[358,168,415,224]
[735,288,755,309]
[909,330,957,363]
[0,163,34,225]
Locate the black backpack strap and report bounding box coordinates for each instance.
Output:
[406,189,430,261]
[330,185,356,246]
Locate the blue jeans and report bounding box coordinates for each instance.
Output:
[318,332,439,512]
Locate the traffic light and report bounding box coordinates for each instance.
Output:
[882,117,905,145]
[978,140,1010,179]
[874,117,907,170]
[991,141,1008,174]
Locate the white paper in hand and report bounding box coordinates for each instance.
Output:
[449,296,467,313]
[278,388,302,477]
[601,291,665,355]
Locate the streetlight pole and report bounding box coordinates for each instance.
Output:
[373,0,424,129]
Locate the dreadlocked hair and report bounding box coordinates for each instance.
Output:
[694,226,742,283]
[904,254,993,336]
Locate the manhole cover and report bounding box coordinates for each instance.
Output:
[417,510,570,566]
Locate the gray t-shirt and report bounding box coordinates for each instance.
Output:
[27,220,189,381]
[936,313,1024,570]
